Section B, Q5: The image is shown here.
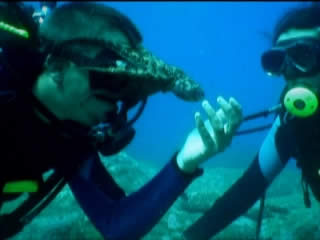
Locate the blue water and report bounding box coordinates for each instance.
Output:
[27,1,310,168]
[103,1,304,168]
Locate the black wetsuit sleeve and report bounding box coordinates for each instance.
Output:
[183,116,293,240]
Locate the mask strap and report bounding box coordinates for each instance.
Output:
[27,92,91,139]
[126,98,147,126]
[27,92,63,127]
[111,98,147,131]
[301,175,311,208]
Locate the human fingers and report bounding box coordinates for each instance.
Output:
[227,97,243,133]
[217,96,233,120]
[195,112,216,153]
[229,97,243,120]
[216,96,235,135]
[202,100,224,151]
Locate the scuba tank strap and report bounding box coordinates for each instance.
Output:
[0,172,66,239]
[255,191,266,240]
[236,104,282,136]
[301,174,311,208]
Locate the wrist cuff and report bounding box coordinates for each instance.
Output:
[171,151,204,180]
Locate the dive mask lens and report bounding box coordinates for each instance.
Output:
[89,70,129,95]
[262,40,320,78]
[261,40,320,76]
[286,43,317,73]
[261,49,286,76]
[88,48,131,94]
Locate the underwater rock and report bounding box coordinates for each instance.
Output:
[5,153,320,240]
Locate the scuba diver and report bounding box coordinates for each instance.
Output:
[0,2,243,239]
[183,3,320,240]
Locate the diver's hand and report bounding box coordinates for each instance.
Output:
[177,97,243,173]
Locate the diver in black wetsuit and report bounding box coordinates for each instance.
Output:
[0,2,243,239]
[184,3,320,240]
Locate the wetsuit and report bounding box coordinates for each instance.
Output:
[183,114,299,240]
[0,93,203,240]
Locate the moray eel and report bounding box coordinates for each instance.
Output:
[116,44,205,102]
[50,39,205,102]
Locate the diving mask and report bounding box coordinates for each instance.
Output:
[261,38,320,118]
[261,38,320,78]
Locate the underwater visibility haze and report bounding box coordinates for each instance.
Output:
[3,2,320,240]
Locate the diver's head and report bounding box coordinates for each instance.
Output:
[26,2,203,155]
[261,3,320,118]
[33,2,142,127]
[38,2,142,48]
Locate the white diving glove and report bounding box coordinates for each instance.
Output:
[177,96,243,173]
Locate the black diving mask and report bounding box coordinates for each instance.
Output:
[261,38,320,78]
[89,70,128,92]
[261,38,320,118]
[46,38,138,99]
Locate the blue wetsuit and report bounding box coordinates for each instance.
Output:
[69,153,203,240]
[0,93,203,240]
[183,115,296,240]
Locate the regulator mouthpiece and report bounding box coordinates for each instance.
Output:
[283,86,318,118]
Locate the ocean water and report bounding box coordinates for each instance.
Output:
[100,1,306,169]
[3,2,319,240]
[25,1,307,168]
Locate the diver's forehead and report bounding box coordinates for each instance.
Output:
[276,27,320,44]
